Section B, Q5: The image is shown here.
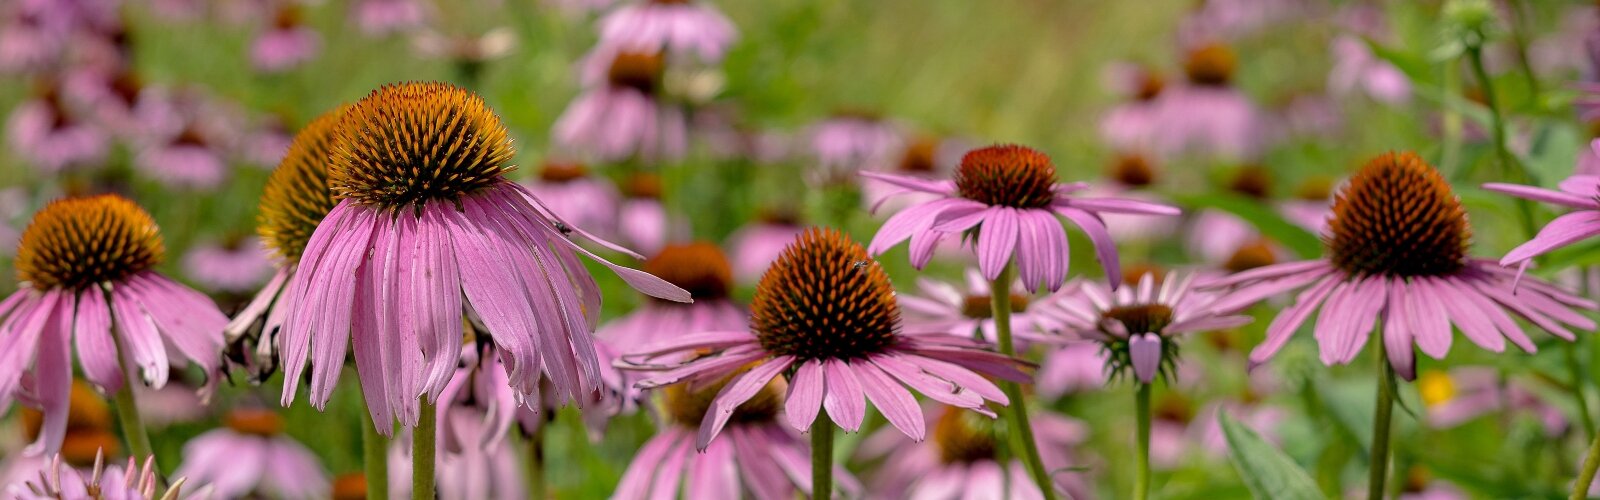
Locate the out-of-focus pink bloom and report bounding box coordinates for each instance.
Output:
[598,0,736,63]
[600,243,746,349]
[1153,44,1269,161]
[899,268,1066,345]
[1515,7,1596,78]
[727,209,806,284]
[251,9,321,73]
[521,161,620,240]
[409,26,516,63]
[133,127,229,191]
[1418,368,1567,437]
[174,409,329,499]
[1188,209,1260,265]
[861,135,968,211]
[0,0,73,73]
[808,111,902,184]
[62,70,181,142]
[856,406,1093,499]
[1036,342,1110,399]
[1277,93,1345,138]
[132,381,206,428]
[1086,185,1179,244]
[546,0,614,13]
[555,50,687,162]
[1045,273,1253,383]
[1175,0,1313,45]
[351,0,426,37]
[1396,466,1468,500]
[1100,63,1166,152]
[181,237,274,294]
[242,118,293,169]
[1329,35,1411,104]
[616,173,673,256]
[1577,139,1600,177]
[6,90,110,174]
[866,144,1181,292]
[1278,176,1334,235]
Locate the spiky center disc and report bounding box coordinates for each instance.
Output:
[954,144,1058,209]
[898,137,939,173]
[1185,44,1236,86]
[750,228,900,360]
[1228,165,1271,199]
[621,173,663,199]
[608,51,664,94]
[329,82,515,210]
[258,105,344,261]
[932,408,997,464]
[662,374,785,427]
[1326,152,1468,278]
[643,243,733,301]
[1224,239,1277,272]
[225,409,285,437]
[1103,303,1174,336]
[538,161,590,183]
[1109,153,1156,187]
[959,294,1030,319]
[16,195,163,290]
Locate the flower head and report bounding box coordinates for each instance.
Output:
[1046,273,1252,383]
[899,268,1065,344]
[620,228,1031,446]
[1202,152,1597,379]
[597,0,737,63]
[278,82,689,434]
[2,195,226,455]
[865,143,1180,291]
[173,409,329,499]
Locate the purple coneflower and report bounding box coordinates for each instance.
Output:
[1201,151,1596,497]
[616,173,672,256]
[351,0,426,37]
[600,243,747,350]
[1,195,227,458]
[861,135,965,212]
[133,125,228,191]
[865,143,1180,292]
[173,409,328,499]
[554,50,687,162]
[614,376,855,499]
[598,0,736,63]
[275,81,688,431]
[727,208,805,284]
[6,85,110,174]
[1153,43,1268,161]
[180,236,273,294]
[0,0,71,73]
[808,111,902,184]
[522,161,620,241]
[1329,35,1411,105]
[1089,153,1180,243]
[5,450,193,500]
[1100,64,1166,152]
[899,268,1064,344]
[1035,343,1110,400]
[619,228,1029,498]
[251,7,320,73]
[856,406,1093,500]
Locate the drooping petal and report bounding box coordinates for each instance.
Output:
[784,360,825,431]
[1500,211,1600,266]
[975,208,1019,280]
[1056,207,1122,290]
[73,287,120,392]
[1481,183,1598,209]
[696,355,792,449]
[821,359,866,432]
[23,294,72,456]
[852,362,926,441]
[1128,333,1162,383]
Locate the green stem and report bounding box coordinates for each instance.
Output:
[111,327,154,464]
[812,409,834,500]
[1568,341,1596,441]
[991,263,1057,500]
[1467,45,1538,240]
[1576,431,1600,500]
[1135,382,1153,500]
[1369,346,1395,500]
[362,404,390,500]
[526,426,546,500]
[414,398,438,500]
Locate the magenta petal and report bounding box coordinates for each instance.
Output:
[1056,207,1122,290]
[821,359,866,431]
[695,355,792,449]
[1481,183,1597,209]
[1423,278,1504,353]
[1250,276,1334,367]
[869,354,984,410]
[0,293,55,400]
[1501,211,1600,266]
[73,287,120,392]
[860,171,955,195]
[976,208,1019,280]
[351,220,398,432]
[852,362,925,441]
[1383,313,1416,381]
[409,206,465,400]
[23,295,72,456]
[784,360,825,431]
[110,288,168,388]
[1066,197,1181,216]
[613,431,679,499]
[1128,333,1162,384]
[278,200,360,404]
[1403,280,1451,359]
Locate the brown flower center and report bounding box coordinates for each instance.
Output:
[662,373,786,427]
[751,228,900,360]
[1109,153,1157,187]
[621,173,663,199]
[1135,69,1165,101]
[898,137,939,173]
[954,144,1058,209]
[755,207,801,225]
[329,82,515,210]
[259,105,344,261]
[1228,165,1271,199]
[225,409,285,437]
[60,430,121,468]
[1102,304,1174,336]
[1224,239,1277,272]
[932,407,998,464]
[643,243,733,301]
[959,294,1030,319]
[537,161,589,183]
[1153,392,1195,423]
[331,474,368,500]
[1326,152,1469,278]
[608,51,664,94]
[16,195,164,290]
[1184,43,1236,86]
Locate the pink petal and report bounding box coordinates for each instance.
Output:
[1481,183,1598,209]
[1129,333,1162,383]
[976,208,1019,280]
[696,355,793,449]
[852,362,926,441]
[73,287,120,392]
[822,359,866,431]
[784,360,825,431]
[1501,211,1600,265]
[1056,207,1122,290]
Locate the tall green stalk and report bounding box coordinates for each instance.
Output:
[991,263,1056,500]
[111,327,154,463]
[1466,45,1536,238]
[414,398,438,500]
[1575,432,1600,500]
[1135,382,1153,500]
[812,409,835,500]
[361,402,390,500]
[1369,346,1395,500]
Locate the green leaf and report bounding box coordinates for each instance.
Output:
[1220,411,1327,500]
[1173,193,1322,259]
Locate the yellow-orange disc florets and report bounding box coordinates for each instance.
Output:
[329,82,515,210]
[608,51,664,94]
[258,105,345,261]
[954,144,1058,209]
[16,195,163,290]
[642,243,734,301]
[1326,152,1469,278]
[1185,43,1236,86]
[751,228,900,360]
